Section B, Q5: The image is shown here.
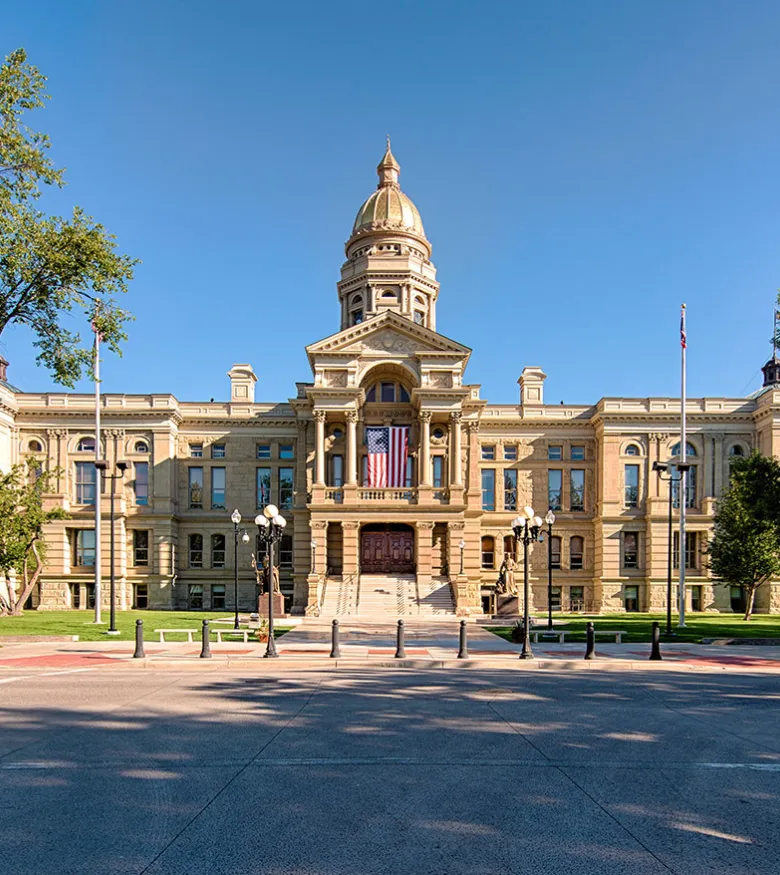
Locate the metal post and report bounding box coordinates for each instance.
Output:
[650,621,662,661]
[93,323,102,624]
[395,619,406,658]
[457,619,468,659]
[264,534,279,658]
[330,618,341,658]
[547,521,553,630]
[519,524,534,659]
[108,473,117,634]
[666,480,674,636]
[200,619,211,658]
[133,619,144,658]
[233,522,239,630]
[584,621,595,660]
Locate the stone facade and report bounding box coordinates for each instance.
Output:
[2,143,779,616]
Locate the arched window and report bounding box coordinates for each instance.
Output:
[570,537,584,570]
[550,536,561,570]
[624,444,640,456]
[415,295,426,306]
[188,534,203,568]
[481,536,495,569]
[28,440,42,453]
[364,381,411,404]
[77,437,95,452]
[381,289,396,299]
[134,441,149,454]
[503,535,516,559]
[728,445,744,457]
[671,441,697,457]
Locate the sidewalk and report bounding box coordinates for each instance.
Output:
[2,621,780,672]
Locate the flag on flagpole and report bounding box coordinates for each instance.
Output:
[366,426,409,488]
[680,306,687,349]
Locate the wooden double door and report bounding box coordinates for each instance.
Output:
[360,524,415,574]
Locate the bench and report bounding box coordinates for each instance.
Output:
[530,629,626,644]
[592,630,626,644]
[155,628,197,643]
[531,630,566,643]
[214,628,250,643]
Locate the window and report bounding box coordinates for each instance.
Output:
[188,467,203,509]
[75,462,97,505]
[624,585,639,612]
[257,444,271,459]
[133,530,149,566]
[622,532,639,569]
[134,441,149,454]
[77,437,95,452]
[481,445,495,461]
[730,586,746,614]
[351,309,363,325]
[548,470,562,510]
[331,427,344,439]
[405,457,414,489]
[133,583,148,609]
[504,445,518,461]
[671,465,697,509]
[504,469,517,511]
[279,467,294,510]
[432,456,444,488]
[729,445,744,458]
[413,311,424,325]
[256,468,271,508]
[188,534,203,568]
[134,461,149,506]
[570,469,585,511]
[280,445,294,459]
[570,536,584,570]
[691,586,702,612]
[211,467,226,509]
[550,587,562,611]
[331,454,344,487]
[571,446,585,461]
[381,382,395,403]
[279,534,293,569]
[481,536,495,569]
[624,464,639,508]
[673,531,698,570]
[211,584,226,610]
[188,584,203,609]
[481,469,496,511]
[28,439,43,453]
[211,444,226,459]
[190,444,203,458]
[625,444,640,456]
[365,385,376,402]
[671,441,697,457]
[75,529,96,567]
[211,534,226,568]
[570,586,584,611]
[548,446,562,461]
[550,536,561,570]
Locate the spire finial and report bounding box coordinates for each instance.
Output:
[386,133,391,151]
[377,136,400,188]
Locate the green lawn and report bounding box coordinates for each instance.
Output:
[488,613,780,644]
[0,610,291,642]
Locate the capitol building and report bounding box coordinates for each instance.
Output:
[1,143,779,617]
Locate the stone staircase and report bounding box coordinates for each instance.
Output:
[319,574,358,616]
[357,575,418,617]
[318,574,457,619]
[416,577,456,616]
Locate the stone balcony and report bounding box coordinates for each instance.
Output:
[314,487,452,507]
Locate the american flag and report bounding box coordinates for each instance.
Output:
[366,426,409,487]
[680,306,687,349]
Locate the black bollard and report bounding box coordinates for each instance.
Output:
[650,621,662,661]
[200,619,212,659]
[330,618,342,658]
[133,619,145,659]
[584,621,595,660]
[395,619,406,659]
[457,619,468,659]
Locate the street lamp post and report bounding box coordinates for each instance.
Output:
[458,539,466,575]
[652,461,687,636]
[231,509,242,629]
[95,459,128,636]
[255,504,287,658]
[511,506,543,660]
[544,510,556,629]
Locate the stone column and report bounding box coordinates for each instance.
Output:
[342,521,360,577]
[306,520,328,615]
[416,521,434,586]
[346,411,358,485]
[450,412,463,487]
[314,410,326,485]
[419,411,431,486]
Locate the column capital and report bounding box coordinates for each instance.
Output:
[416,521,434,530]
[448,521,465,531]
[450,411,462,424]
[466,420,480,435]
[419,410,432,423]
[346,410,359,423]
[309,520,328,531]
[314,409,327,423]
[342,521,360,530]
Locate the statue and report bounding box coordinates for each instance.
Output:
[251,553,281,596]
[504,553,517,595]
[496,559,508,594]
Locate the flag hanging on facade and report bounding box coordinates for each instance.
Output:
[680,306,687,349]
[366,426,409,488]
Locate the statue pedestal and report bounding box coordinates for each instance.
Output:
[495,594,519,618]
[258,593,286,618]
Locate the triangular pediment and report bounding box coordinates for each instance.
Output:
[306,311,471,361]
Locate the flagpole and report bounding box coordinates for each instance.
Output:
[678,303,687,628]
[93,318,102,624]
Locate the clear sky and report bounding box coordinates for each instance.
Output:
[3,0,780,405]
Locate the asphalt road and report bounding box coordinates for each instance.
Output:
[1,666,778,874]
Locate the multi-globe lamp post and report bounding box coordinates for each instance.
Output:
[511,506,544,660]
[651,461,687,636]
[255,503,287,658]
[94,458,128,636]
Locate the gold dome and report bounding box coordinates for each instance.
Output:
[351,140,426,239]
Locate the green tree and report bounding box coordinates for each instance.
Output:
[708,452,780,620]
[0,462,67,615]
[0,48,137,387]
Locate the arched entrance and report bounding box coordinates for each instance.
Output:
[360,523,415,574]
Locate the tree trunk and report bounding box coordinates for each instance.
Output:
[11,542,42,615]
[743,587,757,621]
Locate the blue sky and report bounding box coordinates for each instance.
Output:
[3,0,780,404]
